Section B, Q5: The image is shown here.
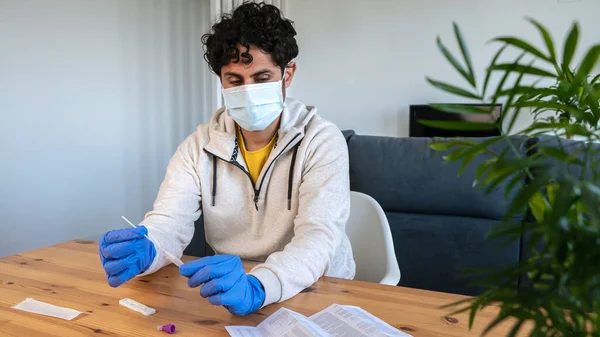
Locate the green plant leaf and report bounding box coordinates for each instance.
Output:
[482,45,508,100]
[544,180,577,228]
[523,121,570,134]
[515,101,595,124]
[505,171,553,220]
[562,22,579,69]
[528,18,557,65]
[581,183,600,224]
[430,139,478,152]
[504,171,526,199]
[436,37,475,88]
[594,83,600,96]
[584,183,600,198]
[426,77,481,99]
[484,166,522,195]
[454,136,502,162]
[583,82,600,124]
[453,23,477,87]
[489,54,526,122]
[482,150,526,194]
[565,124,593,137]
[496,87,557,99]
[482,310,515,336]
[429,142,455,151]
[504,67,528,134]
[469,304,478,330]
[493,37,550,62]
[495,157,546,173]
[474,158,495,187]
[430,103,489,114]
[491,63,556,78]
[459,151,479,176]
[529,191,548,222]
[507,319,525,337]
[539,146,585,165]
[418,119,498,131]
[547,182,558,206]
[443,147,467,162]
[574,44,600,81]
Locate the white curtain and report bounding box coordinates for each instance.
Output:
[119,0,213,217]
[0,0,213,255]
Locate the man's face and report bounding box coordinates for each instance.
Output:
[220,45,296,91]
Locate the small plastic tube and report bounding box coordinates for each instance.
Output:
[157,324,176,334]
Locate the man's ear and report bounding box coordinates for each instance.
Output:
[283,62,297,89]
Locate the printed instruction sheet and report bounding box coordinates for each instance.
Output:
[225,304,412,337]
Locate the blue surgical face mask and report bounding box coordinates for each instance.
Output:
[222,77,285,131]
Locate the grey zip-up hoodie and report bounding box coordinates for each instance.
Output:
[139,97,355,307]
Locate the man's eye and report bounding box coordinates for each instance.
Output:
[256,77,269,83]
[230,81,243,86]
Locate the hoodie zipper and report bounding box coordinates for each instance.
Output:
[205,132,302,210]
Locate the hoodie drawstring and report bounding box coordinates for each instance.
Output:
[287,144,300,211]
[212,154,217,207]
[211,137,301,211]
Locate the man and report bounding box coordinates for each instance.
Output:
[98,2,355,316]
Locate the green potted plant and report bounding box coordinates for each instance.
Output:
[423,19,600,336]
[537,68,599,139]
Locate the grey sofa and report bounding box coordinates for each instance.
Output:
[343,130,531,295]
[184,130,589,296]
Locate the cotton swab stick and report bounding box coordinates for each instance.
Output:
[121,216,184,267]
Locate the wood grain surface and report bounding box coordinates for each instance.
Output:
[0,240,525,336]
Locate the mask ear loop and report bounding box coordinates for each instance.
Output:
[281,60,293,82]
[281,61,293,105]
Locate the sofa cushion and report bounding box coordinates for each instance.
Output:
[347,134,530,220]
[342,130,355,142]
[387,211,520,295]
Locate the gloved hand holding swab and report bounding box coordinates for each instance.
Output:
[121,216,184,267]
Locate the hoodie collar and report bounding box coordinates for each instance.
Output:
[203,97,315,160]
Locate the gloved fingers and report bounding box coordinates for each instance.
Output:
[179,255,239,277]
[102,226,148,244]
[100,240,143,259]
[224,305,244,316]
[107,266,139,288]
[200,270,245,298]
[98,235,108,250]
[187,257,243,288]
[207,281,247,307]
[103,254,137,275]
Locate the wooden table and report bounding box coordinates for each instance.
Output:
[0,240,521,337]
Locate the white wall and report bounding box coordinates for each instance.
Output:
[0,0,211,257]
[287,0,600,137]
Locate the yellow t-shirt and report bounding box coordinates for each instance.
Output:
[237,128,277,184]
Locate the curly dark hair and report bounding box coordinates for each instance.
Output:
[202,2,298,76]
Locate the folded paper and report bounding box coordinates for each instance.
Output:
[12,298,83,321]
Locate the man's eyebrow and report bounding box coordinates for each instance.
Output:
[250,69,274,77]
[223,72,242,79]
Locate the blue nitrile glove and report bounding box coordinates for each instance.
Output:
[98,226,156,288]
[179,255,265,316]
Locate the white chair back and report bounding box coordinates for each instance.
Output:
[346,191,401,286]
